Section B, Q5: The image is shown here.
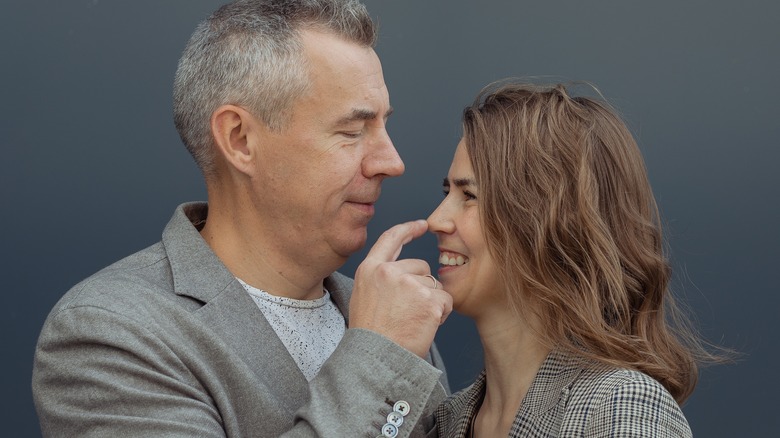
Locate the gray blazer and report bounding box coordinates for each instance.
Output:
[33,203,448,437]
[435,350,692,437]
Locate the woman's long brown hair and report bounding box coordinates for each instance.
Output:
[463,81,722,403]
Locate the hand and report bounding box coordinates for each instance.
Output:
[349,220,453,358]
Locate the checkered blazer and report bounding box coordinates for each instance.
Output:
[434,350,692,437]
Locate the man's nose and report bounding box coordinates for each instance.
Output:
[364,129,404,178]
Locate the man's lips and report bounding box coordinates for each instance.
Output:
[346,188,380,215]
[346,201,375,214]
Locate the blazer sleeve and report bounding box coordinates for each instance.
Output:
[33,306,446,438]
[583,376,693,438]
[289,328,446,438]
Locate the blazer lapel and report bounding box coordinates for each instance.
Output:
[324,272,353,326]
[510,350,584,436]
[162,203,309,413]
[436,372,486,438]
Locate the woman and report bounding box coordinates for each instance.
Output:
[429,82,716,437]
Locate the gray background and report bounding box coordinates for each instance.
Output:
[2,0,778,436]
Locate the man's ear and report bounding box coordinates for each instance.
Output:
[210,104,258,175]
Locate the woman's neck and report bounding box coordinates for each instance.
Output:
[472,307,551,437]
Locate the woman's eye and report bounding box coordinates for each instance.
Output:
[442,189,450,198]
[464,191,477,200]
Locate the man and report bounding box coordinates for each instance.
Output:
[32,1,452,436]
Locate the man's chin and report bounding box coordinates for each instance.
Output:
[332,229,369,260]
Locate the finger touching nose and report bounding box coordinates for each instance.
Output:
[367,220,428,263]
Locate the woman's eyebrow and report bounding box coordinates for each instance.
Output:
[453,177,476,188]
[442,177,476,187]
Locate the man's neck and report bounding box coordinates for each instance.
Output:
[200,196,341,300]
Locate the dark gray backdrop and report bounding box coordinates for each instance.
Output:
[3,0,778,436]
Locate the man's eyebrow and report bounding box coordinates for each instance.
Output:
[334,107,394,127]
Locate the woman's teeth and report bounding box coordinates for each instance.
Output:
[439,253,468,266]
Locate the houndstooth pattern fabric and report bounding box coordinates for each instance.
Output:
[435,350,692,437]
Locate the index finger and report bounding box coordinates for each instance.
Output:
[366,220,428,262]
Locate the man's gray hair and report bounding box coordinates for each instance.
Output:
[173,0,377,177]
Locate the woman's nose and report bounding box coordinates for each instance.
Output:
[427,199,454,235]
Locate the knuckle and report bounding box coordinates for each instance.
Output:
[397,272,417,286]
[417,286,433,299]
[374,262,391,276]
[409,259,429,272]
[375,262,396,279]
